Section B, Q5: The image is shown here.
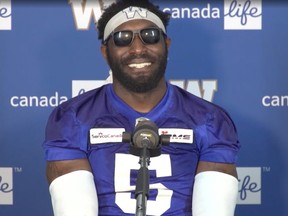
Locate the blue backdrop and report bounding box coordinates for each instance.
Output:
[1,0,287,215]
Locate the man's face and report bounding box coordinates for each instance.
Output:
[102,20,170,93]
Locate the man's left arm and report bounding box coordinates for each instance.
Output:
[192,161,238,216]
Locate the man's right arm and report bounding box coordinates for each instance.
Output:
[46,159,99,216]
[46,158,92,184]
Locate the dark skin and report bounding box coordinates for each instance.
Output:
[102,20,169,113]
[46,20,237,185]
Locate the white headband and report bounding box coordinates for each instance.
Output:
[103,6,166,41]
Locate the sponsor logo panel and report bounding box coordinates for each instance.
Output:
[72,80,111,98]
[69,0,262,31]
[224,0,262,30]
[8,78,217,108]
[0,0,11,30]
[0,167,13,205]
[236,167,261,204]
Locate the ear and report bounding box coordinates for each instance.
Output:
[165,37,171,49]
[100,45,108,61]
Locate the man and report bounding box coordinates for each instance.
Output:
[43,0,240,215]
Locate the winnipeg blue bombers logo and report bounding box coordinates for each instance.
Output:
[122,7,148,19]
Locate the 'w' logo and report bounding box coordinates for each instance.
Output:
[69,0,116,30]
[122,7,148,19]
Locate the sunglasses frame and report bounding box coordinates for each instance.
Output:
[104,27,166,47]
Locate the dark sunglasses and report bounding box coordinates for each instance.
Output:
[104,28,165,47]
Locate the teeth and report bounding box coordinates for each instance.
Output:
[128,62,151,69]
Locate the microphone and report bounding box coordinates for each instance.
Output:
[132,119,159,149]
[122,118,169,157]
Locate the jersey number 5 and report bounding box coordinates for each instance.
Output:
[114,153,173,215]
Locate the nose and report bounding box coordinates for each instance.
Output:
[129,34,146,55]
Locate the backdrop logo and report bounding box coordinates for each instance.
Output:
[69,0,115,30]
[72,71,113,97]
[0,168,13,205]
[72,80,111,97]
[0,0,11,30]
[237,167,261,204]
[262,95,288,107]
[72,75,217,103]
[224,0,262,30]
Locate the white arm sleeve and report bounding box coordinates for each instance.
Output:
[49,170,98,216]
[192,171,238,216]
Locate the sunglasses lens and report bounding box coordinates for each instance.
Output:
[141,28,160,44]
[113,31,133,46]
[112,28,161,47]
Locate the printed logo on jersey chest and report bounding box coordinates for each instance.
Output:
[90,128,194,144]
[159,128,194,144]
[90,128,125,144]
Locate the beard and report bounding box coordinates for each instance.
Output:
[106,48,168,93]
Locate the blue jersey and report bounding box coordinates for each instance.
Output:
[43,83,240,216]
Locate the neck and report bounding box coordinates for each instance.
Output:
[113,78,167,113]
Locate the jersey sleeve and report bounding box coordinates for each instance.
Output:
[42,106,88,161]
[195,108,240,164]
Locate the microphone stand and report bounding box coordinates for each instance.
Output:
[135,145,150,216]
[121,119,171,216]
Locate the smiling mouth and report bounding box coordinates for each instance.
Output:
[128,62,152,69]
